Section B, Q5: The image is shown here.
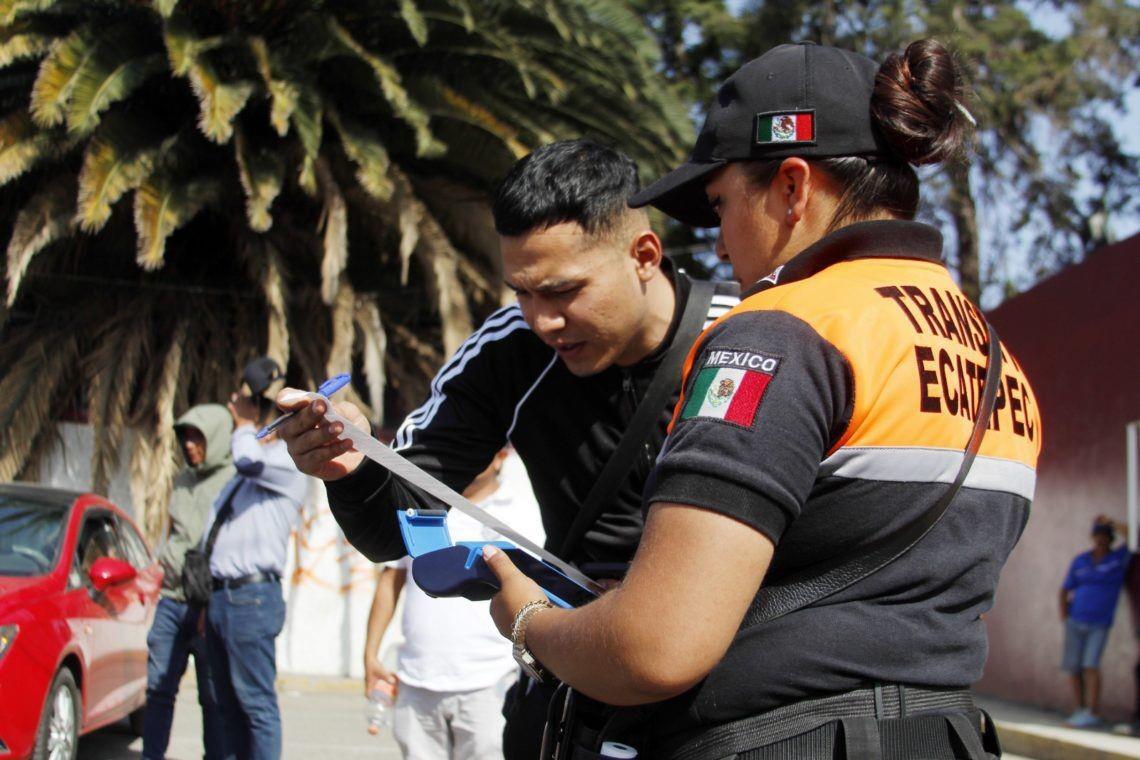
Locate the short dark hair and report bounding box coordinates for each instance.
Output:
[492,139,640,237]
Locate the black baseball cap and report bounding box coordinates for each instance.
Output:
[629,43,892,228]
[241,357,283,399]
[1092,521,1115,537]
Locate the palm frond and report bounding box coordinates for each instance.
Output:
[435,84,528,158]
[87,309,149,494]
[390,167,472,354]
[133,319,186,541]
[187,60,253,144]
[235,128,284,231]
[327,280,372,420]
[442,0,476,32]
[354,298,386,426]
[315,158,347,305]
[391,170,421,285]
[132,174,220,269]
[154,0,179,18]
[0,111,55,186]
[290,81,322,194]
[418,216,473,356]
[75,117,162,233]
[326,18,444,158]
[162,13,225,76]
[260,242,289,370]
[0,331,78,482]
[325,275,353,377]
[66,52,164,136]
[249,36,297,137]
[29,29,98,127]
[0,25,51,67]
[398,0,429,46]
[0,0,59,25]
[6,181,74,306]
[329,110,393,201]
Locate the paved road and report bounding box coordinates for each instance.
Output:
[77,681,1038,759]
[78,683,400,759]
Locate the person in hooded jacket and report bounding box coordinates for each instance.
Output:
[142,403,233,760]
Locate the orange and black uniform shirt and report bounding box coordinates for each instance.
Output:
[645,220,1042,738]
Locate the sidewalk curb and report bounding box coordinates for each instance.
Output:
[997,721,1140,760]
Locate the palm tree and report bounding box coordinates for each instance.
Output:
[0,0,691,537]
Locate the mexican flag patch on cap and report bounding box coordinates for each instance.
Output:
[755,111,815,145]
[681,350,780,426]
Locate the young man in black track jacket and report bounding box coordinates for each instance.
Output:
[276,139,738,758]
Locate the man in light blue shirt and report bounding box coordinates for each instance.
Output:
[203,358,307,760]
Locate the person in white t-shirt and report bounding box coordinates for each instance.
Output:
[363,449,543,759]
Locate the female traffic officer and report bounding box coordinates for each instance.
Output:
[483,39,1042,758]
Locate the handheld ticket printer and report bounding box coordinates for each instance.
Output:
[397,509,597,609]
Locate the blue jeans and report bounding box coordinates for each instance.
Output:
[206,580,286,760]
[1062,618,1110,673]
[143,597,226,760]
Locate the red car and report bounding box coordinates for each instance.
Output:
[0,483,163,760]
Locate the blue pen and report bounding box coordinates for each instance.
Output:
[256,373,352,440]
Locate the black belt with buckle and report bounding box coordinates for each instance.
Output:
[211,571,281,591]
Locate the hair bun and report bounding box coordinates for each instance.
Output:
[871,38,972,166]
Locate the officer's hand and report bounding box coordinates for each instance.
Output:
[275,387,366,481]
[483,545,548,640]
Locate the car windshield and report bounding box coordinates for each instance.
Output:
[0,493,71,576]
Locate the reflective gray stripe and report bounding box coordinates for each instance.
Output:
[819,446,1037,501]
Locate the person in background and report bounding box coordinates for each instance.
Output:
[1061,515,1132,727]
[142,404,233,760]
[364,449,544,759]
[204,358,307,760]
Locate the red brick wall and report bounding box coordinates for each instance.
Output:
[977,235,1140,718]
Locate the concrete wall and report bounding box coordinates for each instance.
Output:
[978,235,1140,719]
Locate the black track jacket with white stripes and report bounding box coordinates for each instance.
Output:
[325,270,740,565]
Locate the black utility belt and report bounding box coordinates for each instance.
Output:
[211,571,281,590]
[660,683,986,760]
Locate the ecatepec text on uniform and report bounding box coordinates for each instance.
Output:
[876,284,1038,442]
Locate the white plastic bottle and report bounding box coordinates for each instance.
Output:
[364,680,396,735]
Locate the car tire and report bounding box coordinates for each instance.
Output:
[33,668,80,760]
[128,704,146,736]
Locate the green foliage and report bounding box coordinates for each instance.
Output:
[649,0,1139,299]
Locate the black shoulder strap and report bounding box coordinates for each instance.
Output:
[744,321,1004,627]
[203,482,239,558]
[559,279,717,560]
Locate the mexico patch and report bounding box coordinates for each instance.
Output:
[755,111,815,145]
[680,350,780,426]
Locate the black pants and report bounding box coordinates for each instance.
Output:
[502,675,559,760]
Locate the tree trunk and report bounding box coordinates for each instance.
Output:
[947,161,980,303]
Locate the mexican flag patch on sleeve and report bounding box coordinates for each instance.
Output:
[680,350,780,426]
